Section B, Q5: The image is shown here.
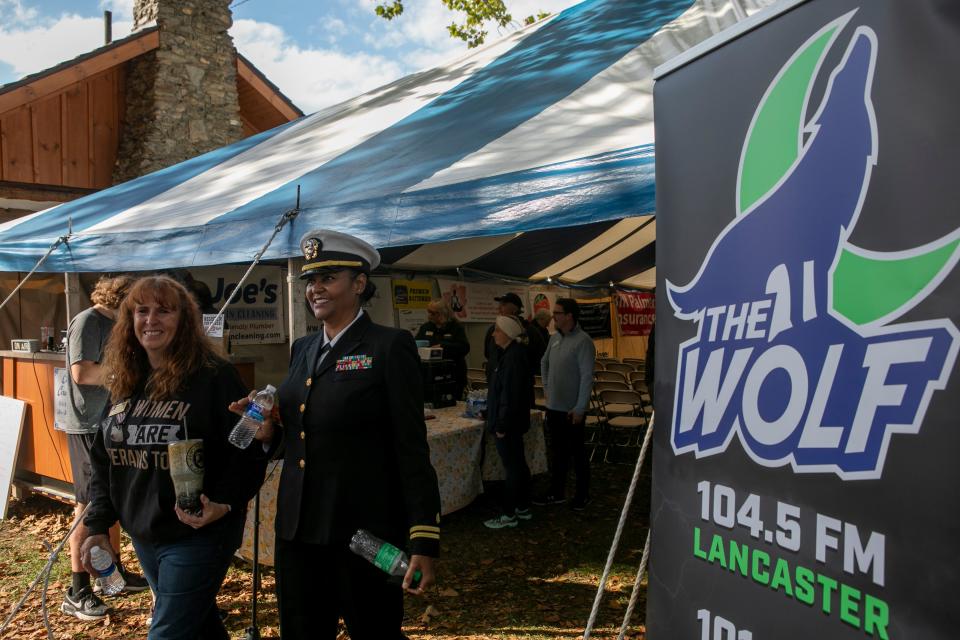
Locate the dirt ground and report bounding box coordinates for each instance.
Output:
[0,460,650,639]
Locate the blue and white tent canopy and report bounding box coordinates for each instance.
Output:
[0,0,771,287]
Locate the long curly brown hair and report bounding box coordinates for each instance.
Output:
[90,274,134,309]
[104,276,218,401]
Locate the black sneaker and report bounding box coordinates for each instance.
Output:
[120,568,150,593]
[61,586,109,621]
[571,496,592,511]
[531,494,566,506]
[93,567,150,595]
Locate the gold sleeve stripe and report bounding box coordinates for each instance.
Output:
[410,531,440,540]
[302,260,363,272]
[410,525,441,534]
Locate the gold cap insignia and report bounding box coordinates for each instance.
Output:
[303,238,321,260]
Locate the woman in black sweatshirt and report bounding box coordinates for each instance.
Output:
[81,276,267,640]
[484,315,533,529]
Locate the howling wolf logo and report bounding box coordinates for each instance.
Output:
[666,12,960,480]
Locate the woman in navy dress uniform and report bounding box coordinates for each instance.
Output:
[236,229,441,639]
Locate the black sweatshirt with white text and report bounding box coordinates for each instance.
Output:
[85,359,268,544]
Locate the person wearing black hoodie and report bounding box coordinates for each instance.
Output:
[484,315,533,529]
[81,276,267,640]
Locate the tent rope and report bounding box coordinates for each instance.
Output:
[205,190,301,335]
[583,412,654,640]
[0,504,88,638]
[617,530,651,640]
[0,230,72,314]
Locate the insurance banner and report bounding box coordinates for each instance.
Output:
[650,2,960,639]
[615,291,655,337]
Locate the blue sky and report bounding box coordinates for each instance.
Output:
[0,0,578,113]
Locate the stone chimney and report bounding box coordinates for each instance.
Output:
[114,0,243,183]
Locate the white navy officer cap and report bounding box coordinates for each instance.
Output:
[299,229,381,279]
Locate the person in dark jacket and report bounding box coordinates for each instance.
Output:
[529,308,551,368]
[483,292,543,400]
[417,299,470,400]
[484,315,533,529]
[236,229,441,640]
[81,276,267,640]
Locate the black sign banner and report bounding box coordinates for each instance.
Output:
[578,302,612,339]
[649,2,960,639]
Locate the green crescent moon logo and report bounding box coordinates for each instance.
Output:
[737,10,960,328]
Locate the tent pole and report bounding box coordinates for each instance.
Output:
[287,258,308,348]
[64,273,81,324]
[0,231,71,314]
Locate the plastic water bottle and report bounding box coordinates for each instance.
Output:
[228,385,276,449]
[90,546,125,596]
[349,529,421,588]
[465,389,487,418]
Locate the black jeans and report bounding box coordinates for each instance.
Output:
[276,537,406,640]
[494,431,530,513]
[546,409,590,500]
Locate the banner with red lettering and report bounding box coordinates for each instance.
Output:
[616,291,654,336]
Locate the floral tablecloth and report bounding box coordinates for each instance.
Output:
[237,403,546,565]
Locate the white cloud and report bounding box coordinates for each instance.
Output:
[232,18,407,114]
[327,17,348,35]
[0,12,134,82]
[100,0,135,21]
[0,0,38,24]
[230,0,581,114]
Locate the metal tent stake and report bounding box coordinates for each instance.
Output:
[243,490,262,640]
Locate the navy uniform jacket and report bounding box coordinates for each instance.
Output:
[275,312,441,557]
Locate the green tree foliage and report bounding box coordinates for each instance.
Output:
[375,0,550,48]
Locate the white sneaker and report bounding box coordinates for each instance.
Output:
[484,514,518,529]
[515,508,533,521]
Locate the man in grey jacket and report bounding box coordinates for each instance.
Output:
[534,298,595,510]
